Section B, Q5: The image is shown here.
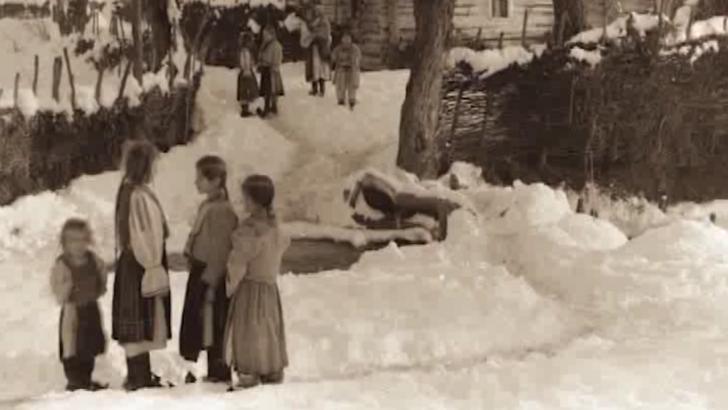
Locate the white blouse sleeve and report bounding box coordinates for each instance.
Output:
[129,189,165,274]
[50,260,72,304]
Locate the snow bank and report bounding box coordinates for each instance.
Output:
[568,12,664,45]
[569,46,602,67]
[447,45,543,78]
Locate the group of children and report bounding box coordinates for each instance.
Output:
[236,21,362,117]
[51,141,291,392]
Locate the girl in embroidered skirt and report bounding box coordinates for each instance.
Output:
[257,25,284,118]
[112,140,173,391]
[180,156,238,383]
[51,218,109,391]
[237,32,259,118]
[225,175,290,390]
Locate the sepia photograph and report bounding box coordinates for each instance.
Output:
[1,0,727,408]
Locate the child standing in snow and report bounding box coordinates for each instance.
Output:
[331,32,361,109]
[51,218,108,392]
[257,25,284,118]
[224,175,290,390]
[237,32,259,118]
[180,156,238,384]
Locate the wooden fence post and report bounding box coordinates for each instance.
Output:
[52,56,62,102]
[95,67,104,103]
[521,7,530,48]
[63,47,77,110]
[117,59,133,102]
[32,55,39,95]
[601,0,608,44]
[13,73,20,108]
[557,12,569,47]
[686,6,694,40]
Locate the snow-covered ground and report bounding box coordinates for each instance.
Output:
[1,57,728,410]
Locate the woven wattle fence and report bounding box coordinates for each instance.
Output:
[0,72,202,206]
[439,37,728,204]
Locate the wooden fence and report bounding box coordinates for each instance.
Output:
[438,37,728,204]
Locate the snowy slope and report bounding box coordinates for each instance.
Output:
[2,63,728,410]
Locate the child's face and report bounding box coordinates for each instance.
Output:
[195,169,219,195]
[63,229,90,258]
[342,35,352,45]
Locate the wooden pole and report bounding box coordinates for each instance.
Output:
[521,7,529,48]
[557,11,569,46]
[95,67,104,103]
[52,56,62,102]
[63,47,77,110]
[13,73,20,108]
[117,58,133,102]
[131,0,144,84]
[32,55,39,95]
[686,6,694,40]
[601,0,608,44]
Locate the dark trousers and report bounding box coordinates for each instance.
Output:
[63,357,94,387]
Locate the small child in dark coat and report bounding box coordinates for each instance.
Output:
[50,218,108,391]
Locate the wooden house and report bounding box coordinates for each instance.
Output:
[295,0,665,70]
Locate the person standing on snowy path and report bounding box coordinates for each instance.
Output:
[179,156,238,384]
[331,32,361,109]
[299,0,331,97]
[51,218,109,392]
[257,25,285,118]
[112,141,172,392]
[237,32,259,118]
[224,175,290,390]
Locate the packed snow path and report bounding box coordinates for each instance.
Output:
[2,64,728,409]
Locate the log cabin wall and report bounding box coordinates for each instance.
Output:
[297,0,672,70]
[356,0,556,70]
[584,0,663,29]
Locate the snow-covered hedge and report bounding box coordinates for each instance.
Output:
[0,72,201,206]
[440,14,728,204]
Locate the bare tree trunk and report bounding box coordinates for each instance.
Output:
[552,0,586,43]
[131,0,144,84]
[396,0,454,179]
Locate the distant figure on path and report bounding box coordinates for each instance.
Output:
[257,25,284,118]
[180,156,238,384]
[224,175,290,390]
[331,32,361,109]
[51,218,109,392]
[112,141,172,391]
[299,0,331,97]
[237,32,259,118]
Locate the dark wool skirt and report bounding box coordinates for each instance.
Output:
[224,280,288,376]
[179,259,229,362]
[111,249,172,344]
[259,67,284,97]
[59,302,106,361]
[237,71,259,103]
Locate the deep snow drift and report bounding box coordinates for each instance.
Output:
[1,62,728,410]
